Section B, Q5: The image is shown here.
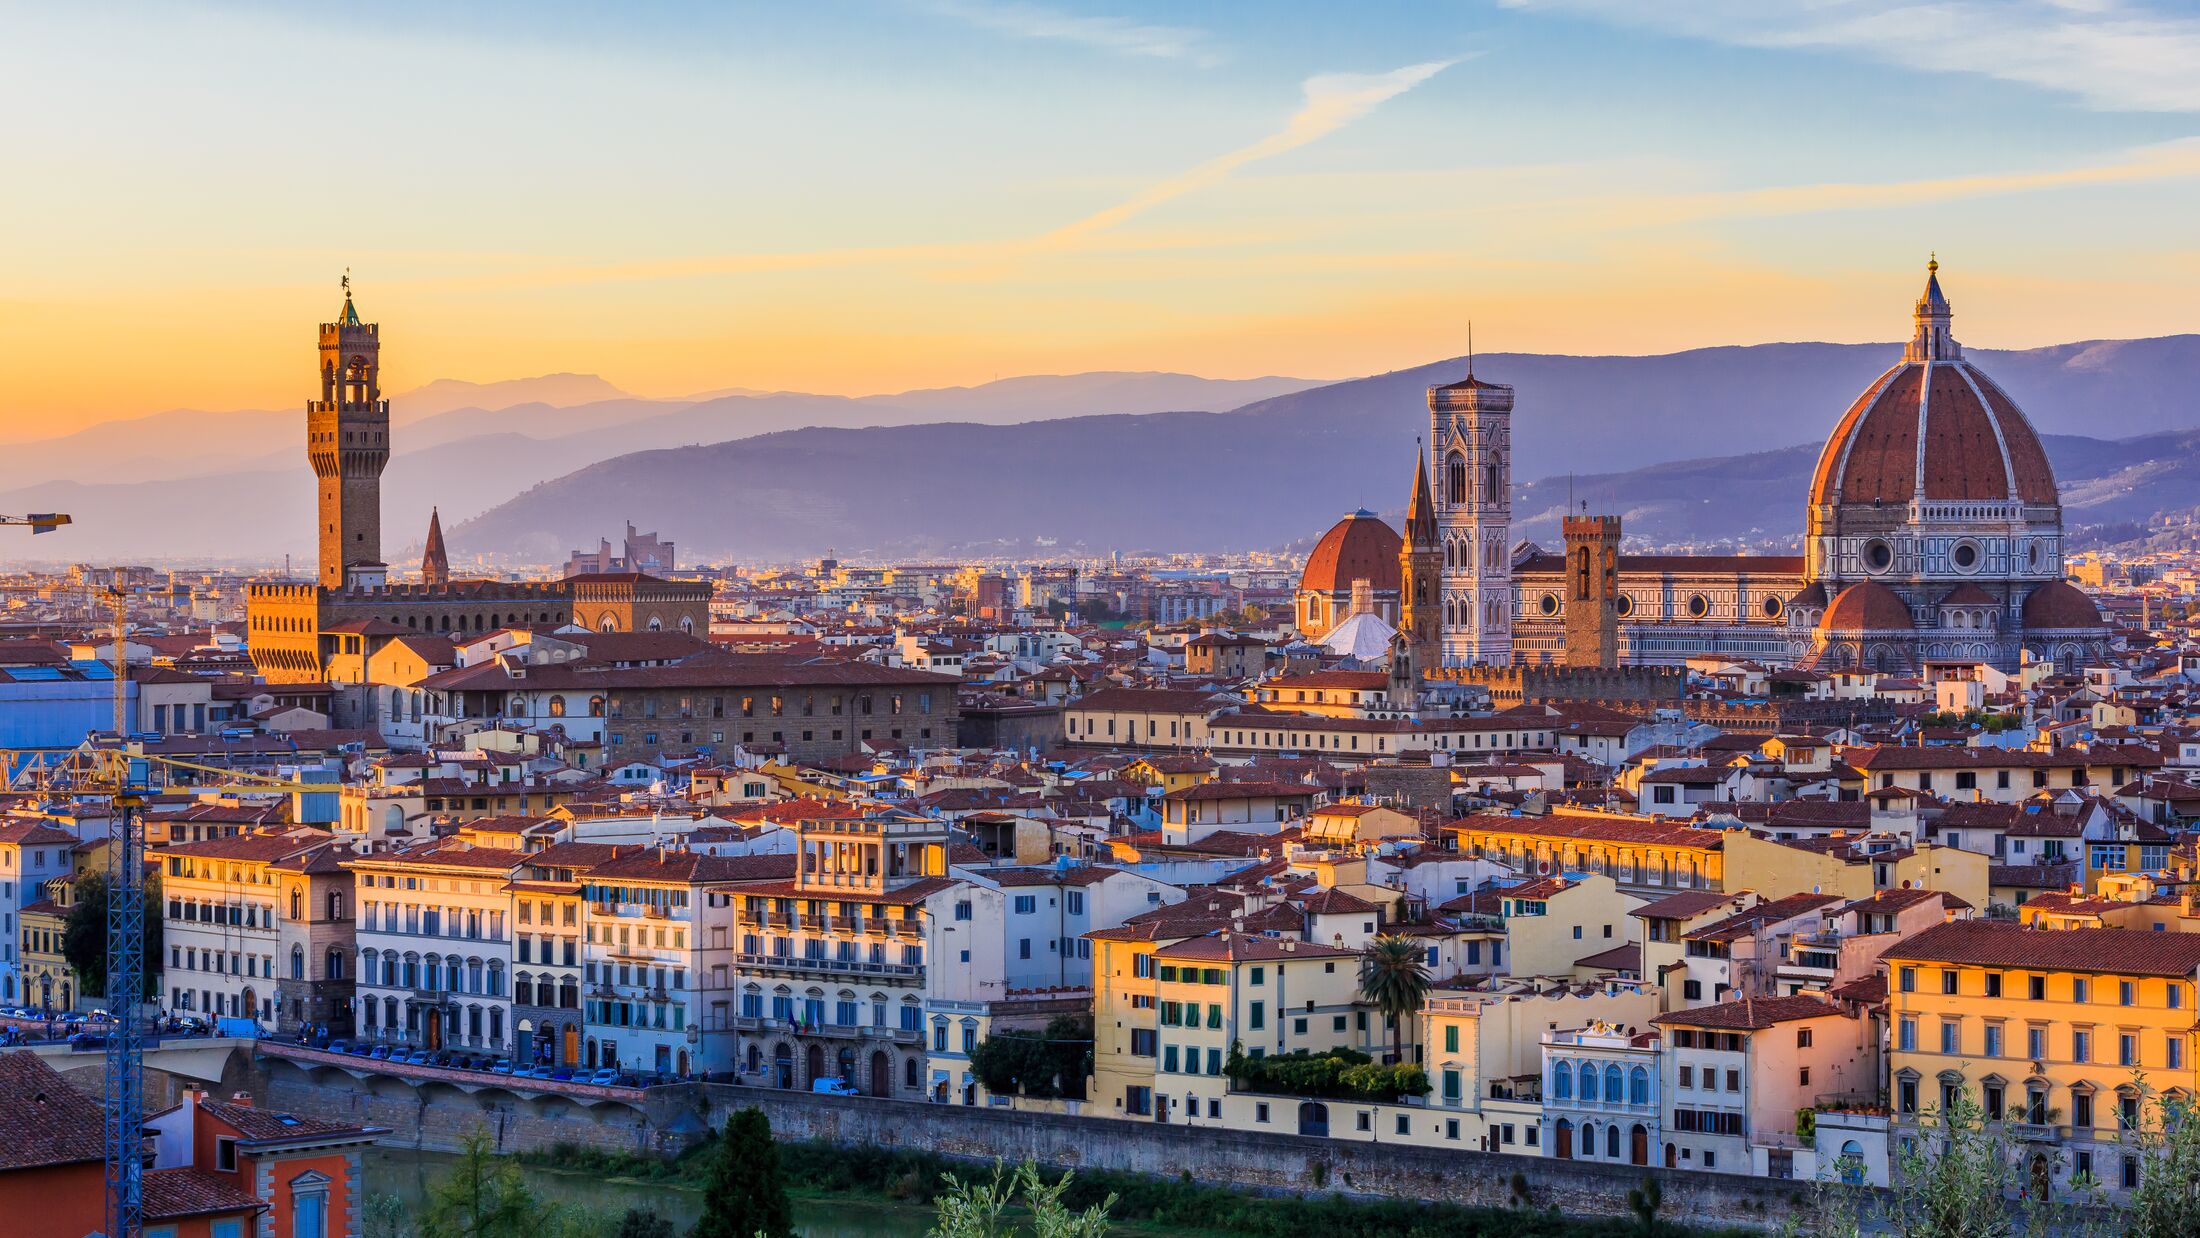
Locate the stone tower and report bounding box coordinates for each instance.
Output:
[1428,364,1513,666]
[421,506,450,588]
[310,282,389,591]
[1562,513,1622,668]
[1390,448,1443,702]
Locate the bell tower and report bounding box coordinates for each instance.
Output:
[1562,512,1622,668]
[1429,354,1514,666]
[310,276,389,591]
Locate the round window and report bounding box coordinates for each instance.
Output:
[1615,595,1633,617]
[1687,594,1709,619]
[1762,596,1782,619]
[1539,593,1560,617]
[2027,543,2042,569]
[1952,542,1979,571]
[1865,539,1894,571]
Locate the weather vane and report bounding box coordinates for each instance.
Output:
[342,267,351,296]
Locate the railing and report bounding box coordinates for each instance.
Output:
[734,952,922,980]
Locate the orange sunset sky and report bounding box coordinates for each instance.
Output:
[5,1,2198,435]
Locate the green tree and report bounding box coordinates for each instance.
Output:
[421,1127,543,1238]
[1356,934,1431,1065]
[62,871,163,1002]
[929,1161,1113,1238]
[2124,1088,2200,1238]
[360,1192,413,1238]
[692,1108,793,1238]
[967,1015,1092,1100]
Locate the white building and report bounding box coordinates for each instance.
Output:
[0,820,79,1006]
[347,841,524,1054]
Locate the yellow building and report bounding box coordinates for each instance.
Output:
[1121,755,1219,796]
[1088,920,1366,1125]
[1721,832,1989,908]
[21,873,81,1014]
[1449,812,1725,898]
[1882,920,2200,1201]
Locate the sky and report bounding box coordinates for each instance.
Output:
[4,0,2199,434]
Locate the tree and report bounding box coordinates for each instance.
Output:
[2122,1088,2200,1238]
[421,1127,543,1238]
[1356,934,1431,1065]
[692,1108,793,1238]
[62,871,162,1002]
[930,1161,1113,1238]
[967,1015,1092,1100]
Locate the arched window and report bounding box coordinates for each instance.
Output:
[1552,1063,1572,1100]
[1629,1066,1649,1105]
[1579,1062,1599,1101]
[290,889,303,920]
[290,945,305,980]
[589,696,605,717]
[326,948,345,981]
[1446,452,1467,505]
[1606,1124,1620,1159]
[549,696,567,718]
[1605,1065,1623,1104]
[1486,454,1501,498]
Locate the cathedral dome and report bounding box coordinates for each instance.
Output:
[1301,510,1402,596]
[1807,263,2058,509]
[1820,581,1914,632]
[2021,580,2104,630]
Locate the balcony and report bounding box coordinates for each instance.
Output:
[735,951,922,982]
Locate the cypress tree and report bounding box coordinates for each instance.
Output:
[691,1108,793,1238]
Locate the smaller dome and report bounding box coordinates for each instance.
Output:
[1937,583,1996,608]
[1787,582,1828,608]
[1821,581,1914,632]
[2021,581,2104,630]
[1301,511,1402,596]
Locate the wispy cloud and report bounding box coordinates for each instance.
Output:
[1501,0,2200,112]
[1039,60,1461,246]
[918,0,1222,66]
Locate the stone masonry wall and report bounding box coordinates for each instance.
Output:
[241,1048,1826,1231]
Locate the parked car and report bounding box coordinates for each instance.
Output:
[326,1040,352,1056]
[490,1058,515,1075]
[549,1066,576,1082]
[810,1077,861,1097]
[368,1044,394,1061]
[69,1033,109,1050]
[585,1068,620,1086]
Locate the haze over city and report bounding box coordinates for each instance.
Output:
[7,0,2200,433]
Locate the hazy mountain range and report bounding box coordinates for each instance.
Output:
[4,336,2196,564]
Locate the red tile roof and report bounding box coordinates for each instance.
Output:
[0,1051,103,1170]
[1652,994,1848,1030]
[1883,921,2200,978]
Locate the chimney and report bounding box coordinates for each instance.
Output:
[228,1091,252,1108]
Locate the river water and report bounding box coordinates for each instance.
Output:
[364,1146,936,1237]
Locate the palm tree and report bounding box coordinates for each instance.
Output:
[1358,934,1432,1065]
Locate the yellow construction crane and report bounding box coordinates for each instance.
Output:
[0,512,71,534]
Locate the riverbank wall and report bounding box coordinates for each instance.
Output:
[243,1048,1821,1229]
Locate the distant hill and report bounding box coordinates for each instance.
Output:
[448,338,2200,563]
[9,338,2200,563]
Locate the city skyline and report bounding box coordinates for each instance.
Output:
[6,0,2200,433]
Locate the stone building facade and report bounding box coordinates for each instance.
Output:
[247,292,709,684]
[600,662,960,768]
[272,845,357,1038]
